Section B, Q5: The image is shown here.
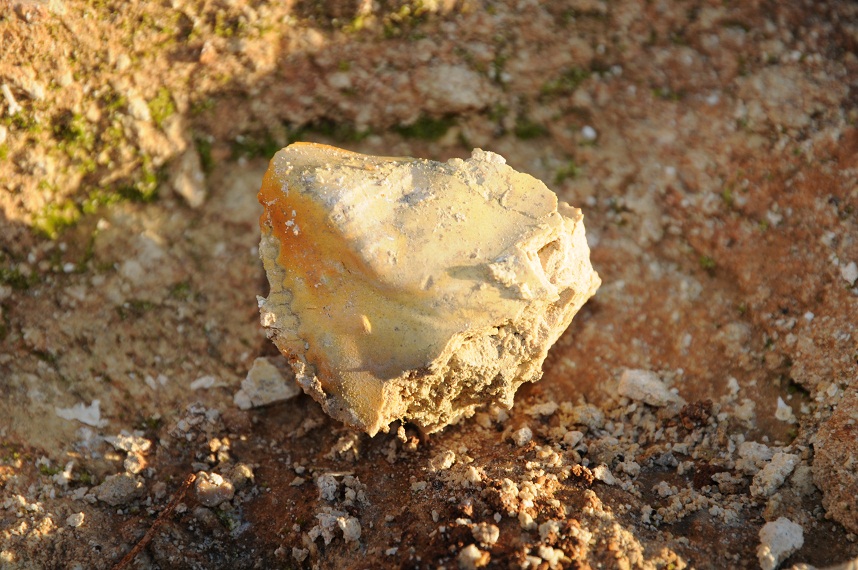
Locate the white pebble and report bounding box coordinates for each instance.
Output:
[774,397,796,423]
[512,426,533,447]
[458,544,488,570]
[841,261,858,286]
[618,369,685,408]
[757,517,803,570]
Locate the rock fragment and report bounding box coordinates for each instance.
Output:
[841,261,858,286]
[66,512,85,528]
[93,474,145,506]
[458,544,490,569]
[751,453,799,498]
[171,147,207,208]
[471,523,500,546]
[194,472,235,507]
[234,356,301,410]
[813,389,858,533]
[257,143,600,435]
[55,399,107,428]
[309,507,361,545]
[617,369,685,408]
[757,517,803,570]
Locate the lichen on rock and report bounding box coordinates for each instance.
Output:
[257,143,600,435]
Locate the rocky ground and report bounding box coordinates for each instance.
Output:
[1,0,858,568]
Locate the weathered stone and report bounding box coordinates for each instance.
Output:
[258,143,600,435]
[757,517,803,570]
[617,369,685,408]
[233,356,301,410]
[93,473,145,506]
[813,389,858,534]
[195,472,235,507]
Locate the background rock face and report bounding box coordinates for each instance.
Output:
[258,144,599,435]
[1,1,857,569]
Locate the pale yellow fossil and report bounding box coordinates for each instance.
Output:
[258,143,600,435]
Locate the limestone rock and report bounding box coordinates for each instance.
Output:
[257,143,600,435]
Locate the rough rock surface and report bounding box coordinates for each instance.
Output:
[258,143,600,435]
[813,389,858,534]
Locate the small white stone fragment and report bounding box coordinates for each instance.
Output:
[537,545,565,568]
[194,472,235,507]
[24,81,45,101]
[458,544,489,570]
[774,397,796,423]
[104,431,152,453]
[592,464,617,486]
[617,369,685,407]
[316,474,339,501]
[526,401,558,417]
[0,124,7,144]
[738,441,774,474]
[512,426,533,447]
[66,512,85,528]
[1,84,22,116]
[757,517,803,570]
[581,125,597,141]
[472,522,500,546]
[55,400,107,428]
[171,148,207,209]
[234,357,301,410]
[562,430,584,447]
[53,461,75,487]
[430,449,457,471]
[337,516,361,543]
[751,453,800,498]
[309,508,360,545]
[518,511,536,530]
[190,375,218,390]
[93,474,145,506]
[840,261,858,285]
[292,547,309,562]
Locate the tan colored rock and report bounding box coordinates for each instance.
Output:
[257,143,600,435]
[813,389,858,534]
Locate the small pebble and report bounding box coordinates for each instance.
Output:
[195,472,235,507]
[66,512,85,528]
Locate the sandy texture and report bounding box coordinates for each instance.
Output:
[258,143,599,435]
[1,1,858,569]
